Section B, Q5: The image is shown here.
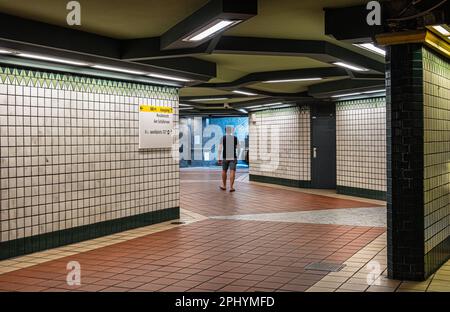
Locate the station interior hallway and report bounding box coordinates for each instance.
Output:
[0,168,449,292]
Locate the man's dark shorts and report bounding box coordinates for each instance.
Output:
[222,160,237,171]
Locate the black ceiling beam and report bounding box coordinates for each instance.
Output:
[120,37,211,61]
[160,0,257,50]
[0,13,215,80]
[324,5,384,43]
[214,36,385,73]
[135,57,217,81]
[194,67,349,89]
[308,78,385,98]
[0,13,119,58]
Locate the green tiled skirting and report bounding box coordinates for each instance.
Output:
[425,232,450,279]
[249,174,311,188]
[0,207,179,260]
[337,185,386,200]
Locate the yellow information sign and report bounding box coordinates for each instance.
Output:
[139,105,173,114]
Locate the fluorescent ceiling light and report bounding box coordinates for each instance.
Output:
[190,97,228,101]
[238,109,248,114]
[232,90,258,96]
[148,73,190,82]
[333,62,369,72]
[263,102,283,106]
[180,107,194,110]
[354,43,386,56]
[18,53,89,66]
[251,104,293,111]
[184,20,236,42]
[263,77,322,83]
[179,103,193,107]
[92,64,145,75]
[432,25,450,36]
[363,89,386,94]
[331,92,362,98]
[0,49,12,54]
[246,102,283,110]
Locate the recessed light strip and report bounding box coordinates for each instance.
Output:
[185,20,237,42]
[363,89,386,94]
[17,53,89,66]
[354,43,386,56]
[263,77,322,83]
[0,49,12,54]
[333,62,369,72]
[91,64,145,75]
[148,73,190,82]
[232,90,258,96]
[189,98,229,102]
[331,92,362,98]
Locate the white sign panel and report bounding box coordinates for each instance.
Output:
[139,105,174,149]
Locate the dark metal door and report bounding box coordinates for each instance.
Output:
[311,103,336,189]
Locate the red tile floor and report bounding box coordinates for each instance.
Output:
[0,169,386,292]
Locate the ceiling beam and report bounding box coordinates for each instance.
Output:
[324,5,384,43]
[214,36,385,73]
[194,67,349,89]
[135,57,217,81]
[160,0,257,50]
[120,37,211,61]
[308,78,385,98]
[0,12,120,58]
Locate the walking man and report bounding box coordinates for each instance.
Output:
[218,126,239,192]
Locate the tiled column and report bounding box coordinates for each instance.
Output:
[386,42,450,280]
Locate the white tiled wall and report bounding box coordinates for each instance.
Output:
[0,68,179,242]
[336,98,386,192]
[249,106,311,181]
[423,48,450,253]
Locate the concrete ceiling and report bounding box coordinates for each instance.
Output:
[0,0,386,108]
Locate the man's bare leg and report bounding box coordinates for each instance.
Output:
[220,170,227,190]
[229,169,236,192]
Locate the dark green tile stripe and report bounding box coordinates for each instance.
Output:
[0,207,179,260]
[425,235,450,276]
[337,185,386,201]
[249,174,311,188]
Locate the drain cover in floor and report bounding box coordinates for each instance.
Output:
[171,221,185,225]
[304,262,346,272]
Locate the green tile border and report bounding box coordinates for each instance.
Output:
[0,207,179,260]
[249,174,311,188]
[425,234,450,278]
[337,185,386,200]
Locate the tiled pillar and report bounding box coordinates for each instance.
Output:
[386,42,450,280]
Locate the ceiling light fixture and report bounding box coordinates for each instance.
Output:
[363,89,386,94]
[333,62,369,72]
[0,49,12,54]
[232,90,258,96]
[179,103,193,107]
[18,53,89,66]
[189,97,229,102]
[238,109,248,114]
[180,107,194,110]
[432,25,450,36]
[148,73,190,82]
[331,92,362,98]
[251,104,293,111]
[92,64,145,75]
[183,19,238,42]
[263,77,322,83]
[354,43,386,56]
